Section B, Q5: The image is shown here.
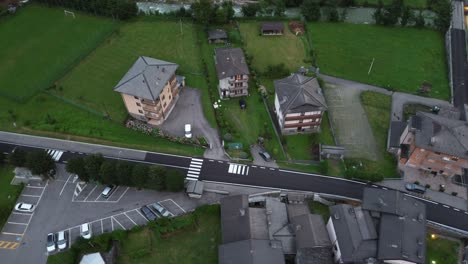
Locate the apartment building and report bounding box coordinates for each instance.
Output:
[214,47,250,98]
[114,56,185,126]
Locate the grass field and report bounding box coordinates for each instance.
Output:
[355,0,427,8]
[0,166,23,229]
[58,19,211,123]
[240,22,308,73]
[0,5,117,101]
[426,235,460,264]
[357,91,398,178]
[308,23,449,99]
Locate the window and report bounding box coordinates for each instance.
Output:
[235,75,242,80]
[451,157,459,161]
[169,95,172,100]
[136,102,141,107]
[162,95,165,101]
[235,82,243,88]
[134,96,139,100]
[138,110,143,114]
[163,102,167,108]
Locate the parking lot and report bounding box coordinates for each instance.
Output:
[0,164,223,264]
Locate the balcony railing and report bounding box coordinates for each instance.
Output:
[141,99,157,106]
[145,111,161,119]
[284,121,320,128]
[285,114,321,121]
[143,104,161,114]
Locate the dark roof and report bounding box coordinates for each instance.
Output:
[219,239,285,264]
[362,188,426,264]
[409,112,468,159]
[296,248,334,264]
[261,22,284,32]
[114,56,178,100]
[329,205,378,263]
[450,29,468,115]
[220,195,251,243]
[388,121,407,148]
[214,47,250,79]
[275,74,327,115]
[208,29,228,40]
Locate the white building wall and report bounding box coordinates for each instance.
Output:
[274,94,283,125]
[326,218,342,263]
[384,260,417,264]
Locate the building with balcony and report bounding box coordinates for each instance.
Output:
[274,74,327,135]
[114,56,185,126]
[214,47,250,98]
[399,111,468,178]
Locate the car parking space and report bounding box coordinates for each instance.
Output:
[7,213,32,225]
[112,213,136,230]
[2,223,27,237]
[125,210,148,226]
[72,183,129,203]
[21,187,43,197]
[159,199,186,216]
[16,195,40,205]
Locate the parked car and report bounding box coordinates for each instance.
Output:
[14,202,35,213]
[239,99,246,109]
[46,233,56,253]
[101,185,116,199]
[405,183,426,194]
[258,150,271,162]
[140,205,157,221]
[56,231,67,250]
[80,223,92,239]
[151,202,174,218]
[184,124,192,139]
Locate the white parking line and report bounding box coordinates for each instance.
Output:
[11,212,32,216]
[454,208,461,211]
[68,228,71,249]
[465,212,468,215]
[25,185,44,189]
[160,199,186,214]
[116,187,130,203]
[105,186,120,201]
[111,217,114,231]
[101,219,104,234]
[2,232,23,236]
[84,186,97,201]
[7,222,28,226]
[124,213,137,226]
[443,205,450,208]
[112,217,126,230]
[20,194,41,198]
[59,174,73,196]
[252,165,257,168]
[136,209,148,222]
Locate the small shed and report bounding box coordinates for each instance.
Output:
[208,29,228,43]
[80,253,105,264]
[320,145,345,160]
[261,22,284,35]
[186,180,204,199]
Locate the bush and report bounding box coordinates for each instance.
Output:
[263,63,289,79]
[165,170,185,192]
[147,166,167,191]
[132,164,149,189]
[25,150,56,178]
[414,181,420,185]
[111,229,128,241]
[9,149,27,167]
[425,184,431,189]
[451,192,458,196]
[319,160,329,175]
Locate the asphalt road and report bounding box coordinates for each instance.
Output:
[2,138,468,237]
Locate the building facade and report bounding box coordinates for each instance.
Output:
[114,56,185,126]
[214,47,250,99]
[274,74,327,135]
[399,112,468,178]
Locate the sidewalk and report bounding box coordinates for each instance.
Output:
[381,179,468,211]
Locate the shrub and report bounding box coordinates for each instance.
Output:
[25,150,56,178]
[165,169,185,192]
[414,181,420,185]
[319,160,329,175]
[9,149,27,167]
[451,192,458,196]
[111,229,128,241]
[263,63,289,79]
[425,184,431,189]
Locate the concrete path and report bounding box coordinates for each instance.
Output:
[391,92,453,121]
[159,88,227,161]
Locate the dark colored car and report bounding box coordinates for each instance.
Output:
[140,205,158,221]
[259,150,271,162]
[405,183,426,194]
[239,99,246,109]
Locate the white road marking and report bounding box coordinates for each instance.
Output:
[59,174,73,196]
[269,168,275,171]
[381,187,388,190]
[136,209,148,222]
[101,219,104,234]
[124,213,137,226]
[11,212,33,216]
[404,194,439,204]
[252,165,257,168]
[84,186,98,201]
[20,194,40,197]
[116,187,129,203]
[209,160,214,162]
[2,232,23,236]
[112,216,126,230]
[454,208,461,211]
[7,222,28,226]
[191,158,203,162]
[25,186,44,189]
[443,205,450,208]
[189,164,202,168]
[260,167,265,169]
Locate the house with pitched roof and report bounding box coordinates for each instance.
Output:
[208,29,228,43]
[274,74,328,135]
[261,22,284,35]
[214,47,250,98]
[399,111,468,178]
[114,56,185,126]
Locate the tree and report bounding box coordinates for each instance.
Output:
[165,169,185,192]
[433,0,451,32]
[241,3,261,17]
[115,160,133,186]
[191,0,214,24]
[25,150,55,178]
[66,157,89,182]
[132,164,149,189]
[373,2,384,24]
[148,166,167,190]
[9,149,27,167]
[100,160,116,185]
[301,0,321,22]
[273,0,286,17]
[400,5,413,26]
[222,1,235,21]
[379,0,403,26]
[84,154,104,182]
[327,6,339,22]
[414,11,425,28]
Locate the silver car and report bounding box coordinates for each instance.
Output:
[151,203,173,217]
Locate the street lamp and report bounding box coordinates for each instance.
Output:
[431,234,436,239]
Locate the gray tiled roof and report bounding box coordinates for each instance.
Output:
[114,56,178,100]
[389,121,407,148]
[261,22,284,31]
[329,205,378,263]
[220,195,251,243]
[208,29,228,40]
[218,239,285,264]
[214,47,250,79]
[275,74,327,115]
[410,112,468,159]
[291,214,331,249]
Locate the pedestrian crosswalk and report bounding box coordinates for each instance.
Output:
[186,158,203,181]
[0,241,19,250]
[228,163,249,176]
[46,149,64,162]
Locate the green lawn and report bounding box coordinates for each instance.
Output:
[0,5,117,101]
[58,19,211,123]
[308,201,330,222]
[355,0,427,8]
[309,23,449,99]
[0,166,23,229]
[357,91,398,178]
[240,21,308,73]
[118,205,220,264]
[426,235,460,264]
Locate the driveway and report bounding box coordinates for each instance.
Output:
[250,144,278,168]
[391,92,454,122]
[159,87,226,160]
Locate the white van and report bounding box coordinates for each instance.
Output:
[80,223,92,239]
[184,124,192,138]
